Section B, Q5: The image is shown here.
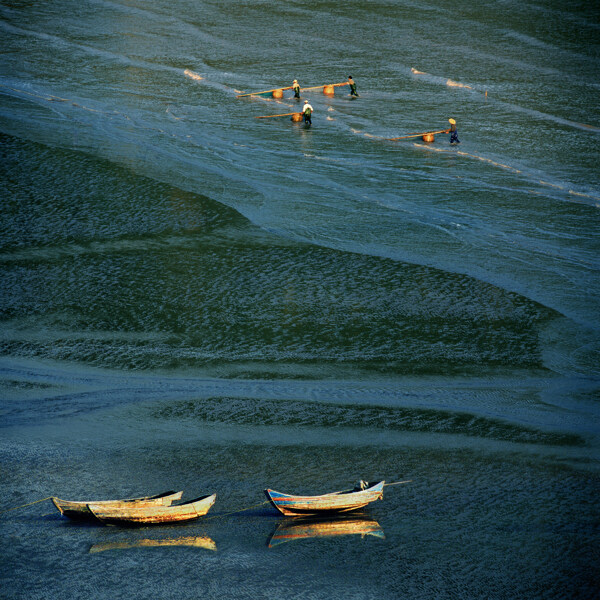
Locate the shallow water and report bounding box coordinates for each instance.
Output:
[1,0,599,598]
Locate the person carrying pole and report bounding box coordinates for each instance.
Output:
[302,100,313,125]
[348,75,359,97]
[293,79,301,98]
[446,118,460,144]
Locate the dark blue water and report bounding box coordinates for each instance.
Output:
[1,1,599,598]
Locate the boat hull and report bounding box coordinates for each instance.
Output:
[264,481,384,516]
[52,491,184,520]
[88,494,216,525]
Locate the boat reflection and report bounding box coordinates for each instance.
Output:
[267,515,384,548]
[89,535,217,553]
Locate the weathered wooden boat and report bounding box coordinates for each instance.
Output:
[264,481,385,516]
[52,490,184,520]
[89,535,217,553]
[87,493,216,525]
[268,516,384,547]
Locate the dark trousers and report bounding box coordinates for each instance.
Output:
[350,84,358,96]
[304,113,311,124]
[450,131,460,144]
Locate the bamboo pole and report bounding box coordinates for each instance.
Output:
[299,82,349,92]
[255,112,301,119]
[238,82,348,97]
[386,129,448,141]
[237,86,293,98]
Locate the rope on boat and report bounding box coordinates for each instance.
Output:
[202,500,271,521]
[384,480,412,487]
[0,496,52,515]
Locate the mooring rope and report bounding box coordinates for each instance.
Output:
[0,496,52,515]
[202,500,271,521]
[384,480,412,487]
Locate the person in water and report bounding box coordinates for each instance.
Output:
[292,79,300,98]
[446,118,460,144]
[348,75,358,97]
[302,100,313,124]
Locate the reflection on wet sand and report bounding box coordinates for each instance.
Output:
[268,516,384,547]
[89,535,217,553]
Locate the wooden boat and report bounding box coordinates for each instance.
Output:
[89,535,217,553]
[264,481,385,516]
[88,493,216,525]
[268,516,384,547]
[52,490,183,520]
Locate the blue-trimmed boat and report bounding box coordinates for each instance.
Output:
[264,481,384,516]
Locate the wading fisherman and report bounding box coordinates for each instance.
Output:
[292,79,301,98]
[302,100,313,125]
[446,118,460,144]
[348,75,359,97]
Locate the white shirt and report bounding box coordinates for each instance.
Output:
[303,103,313,113]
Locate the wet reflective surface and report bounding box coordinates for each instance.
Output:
[1,0,599,598]
[268,516,385,548]
[89,535,217,553]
